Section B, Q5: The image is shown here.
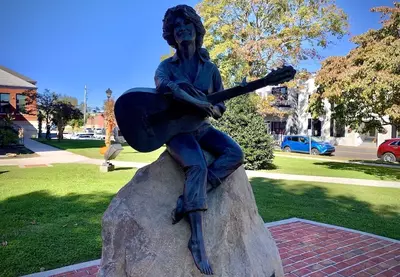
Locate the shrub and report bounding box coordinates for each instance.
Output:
[0,127,18,147]
[212,94,275,170]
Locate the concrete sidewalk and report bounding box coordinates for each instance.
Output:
[0,139,89,166]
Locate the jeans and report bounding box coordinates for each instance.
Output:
[167,124,244,213]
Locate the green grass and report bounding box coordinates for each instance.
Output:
[252,178,400,240]
[268,156,400,181]
[0,164,136,277]
[35,139,165,162]
[1,164,399,276]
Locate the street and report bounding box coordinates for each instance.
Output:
[332,145,378,161]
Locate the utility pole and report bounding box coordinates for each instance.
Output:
[84,85,87,127]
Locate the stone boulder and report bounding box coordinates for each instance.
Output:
[98,151,283,277]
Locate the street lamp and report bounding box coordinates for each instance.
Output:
[106,88,112,100]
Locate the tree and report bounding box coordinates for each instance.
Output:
[37,111,44,138]
[51,102,83,141]
[69,118,84,132]
[36,89,58,139]
[212,94,275,170]
[103,98,116,148]
[311,2,400,132]
[197,0,348,86]
[58,95,78,107]
[160,47,175,61]
[197,0,348,119]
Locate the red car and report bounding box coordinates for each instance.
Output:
[377,138,400,163]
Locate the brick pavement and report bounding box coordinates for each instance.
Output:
[33,220,399,277]
[270,221,400,277]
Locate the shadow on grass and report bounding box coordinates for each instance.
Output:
[0,145,35,156]
[114,167,135,171]
[313,161,400,180]
[349,159,400,168]
[0,170,9,175]
[251,178,399,241]
[0,190,115,277]
[36,139,108,150]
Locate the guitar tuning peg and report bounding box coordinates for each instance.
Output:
[234,77,248,87]
[241,77,248,87]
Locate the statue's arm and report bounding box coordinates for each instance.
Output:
[154,62,213,115]
[154,62,179,94]
[212,67,226,118]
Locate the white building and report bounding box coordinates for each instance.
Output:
[256,78,399,147]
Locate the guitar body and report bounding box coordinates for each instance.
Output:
[114,88,204,152]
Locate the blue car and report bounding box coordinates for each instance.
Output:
[281,135,335,155]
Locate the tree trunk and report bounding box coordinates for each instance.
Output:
[46,125,51,140]
[57,122,64,141]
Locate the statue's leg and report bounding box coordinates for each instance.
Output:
[167,133,208,217]
[199,126,244,189]
[167,133,213,275]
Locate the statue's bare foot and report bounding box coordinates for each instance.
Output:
[188,239,213,275]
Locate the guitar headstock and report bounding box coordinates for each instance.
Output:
[264,65,297,86]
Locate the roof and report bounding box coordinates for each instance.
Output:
[0,66,37,88]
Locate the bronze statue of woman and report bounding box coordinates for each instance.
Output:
[154,5,244,275]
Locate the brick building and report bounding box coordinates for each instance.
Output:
[0,66,38,137]
[86,113,105,129]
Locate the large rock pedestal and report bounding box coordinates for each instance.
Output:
[98,152,283,277]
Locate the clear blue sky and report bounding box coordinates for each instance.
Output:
[0,0,394,108]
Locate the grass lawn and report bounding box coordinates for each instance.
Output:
[0,164,136,277]
[269,156,400,181]
[34,139,400,181]
[252,177,400,240]
[1,164,399,276]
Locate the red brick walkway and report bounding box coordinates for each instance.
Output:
[47,220,399,277]
[270,221,400,277]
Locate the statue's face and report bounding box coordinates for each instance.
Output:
[173,16,196,46]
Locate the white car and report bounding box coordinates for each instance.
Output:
[71,133,95,140]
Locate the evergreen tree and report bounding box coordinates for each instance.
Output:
[212,94,274,170]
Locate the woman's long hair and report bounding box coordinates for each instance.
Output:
[162,5,206,50]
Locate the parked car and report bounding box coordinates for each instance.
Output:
[71,133,95,140]
[377,138,400,163]
[281,135,335,155]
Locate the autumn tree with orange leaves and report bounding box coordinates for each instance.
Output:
[311,2,400,133]
[197,0,349,118]
[103,98,116,148]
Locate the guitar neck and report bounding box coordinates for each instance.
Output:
[207,77,270,105]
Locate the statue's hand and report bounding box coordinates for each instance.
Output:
[195,101,214,117]
[211,105,223,119]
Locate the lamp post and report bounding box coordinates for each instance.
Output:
[106,88,112,100]
[105,88,113,148]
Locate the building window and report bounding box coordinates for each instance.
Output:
[0,93,10,114]
[307,119,322,136]
[271,86,290,107]
[16,94,27,114]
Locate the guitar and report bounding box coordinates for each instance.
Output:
[114,65,296,152]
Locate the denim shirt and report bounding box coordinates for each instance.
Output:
[154,51,226,114]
